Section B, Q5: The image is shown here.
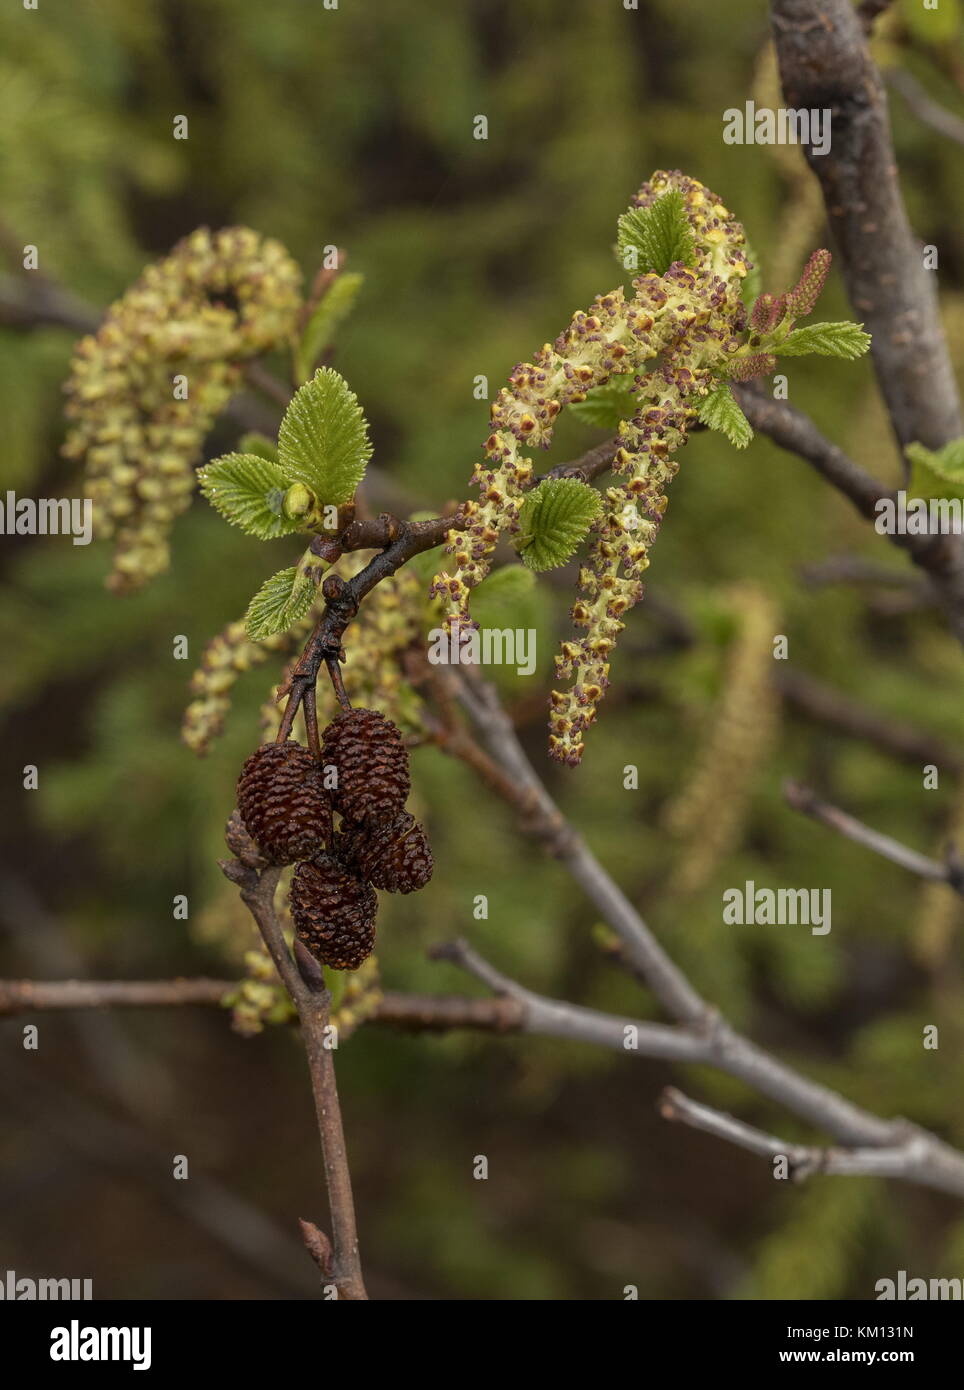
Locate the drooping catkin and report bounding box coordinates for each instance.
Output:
[663,585,780,899]
[431,170,752,764]
[63,227,301,592]
[181,612,316,755]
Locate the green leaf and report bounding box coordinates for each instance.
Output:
[277,367,372,504]
[197,453,303,539]
[616,189,696,276]
[906,439,964,501]
[244,564,316,641]
[238,432,280,463]
[515,479,603,571]
[569,376,639,430]
[906,439,964,486]
[697,383,753,449]
[773,322,871,360]
[294,273,364,383]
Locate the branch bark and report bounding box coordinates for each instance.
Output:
[219,856,367,1299]
[784,778,964,893]
[735,384,964,642]
[431,670,964,1199]
[771,0,962,452]
[0,976,233,1015]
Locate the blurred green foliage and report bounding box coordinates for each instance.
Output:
[2,0,964,1301]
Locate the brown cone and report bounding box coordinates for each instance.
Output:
[290,855,377,971]
[339,811,433,894]
[322,708,411,825]
[236,741,332,865]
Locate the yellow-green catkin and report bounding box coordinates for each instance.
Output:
[663,586,780,899]
[187,545,430,755]
[226,942,297,1037]
[431,171,751,764]
[63,227,302,592]
[330,955,383,1041]
[181,612,316,755]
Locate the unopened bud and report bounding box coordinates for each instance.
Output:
[283,482,316,520]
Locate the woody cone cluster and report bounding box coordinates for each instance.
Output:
[234,707,432,972]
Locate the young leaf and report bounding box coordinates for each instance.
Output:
[294,273,364,383]
[906,439,964,503]
[697,383,753,449]
[277,367,372,504]
[905,439,964,487]
[515,478,602,571]
[569,376,640,430]
[244,564,316,641]
[197,453,303,539]
[238,432,280,463]
[616,189,696,276]
[772,322,871,360]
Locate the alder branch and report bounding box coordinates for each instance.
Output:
[784,779,964,893]
[735,384,964,643]
[771,0,962,452]
[0,976,233,1014]
[8,929,964,1198]
[427,669,964,1200]
[775,667,964,773]
[219,853,367,1300]
[659,1087,936,1183]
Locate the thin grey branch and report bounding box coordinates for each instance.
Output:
[784,779,964,893]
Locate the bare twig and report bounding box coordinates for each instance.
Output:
[784,779,964,893]
[886,67,964,149]
[220,856,367,1299]
[0,977,233,1015]
[432,671,964,1199]
[775,667,964,773]
[771,0,962,452]
[659,1087,934,1183]
[735,385,964,642]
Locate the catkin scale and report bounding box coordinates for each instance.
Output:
[236,741,331,865]
[290,856,377,971]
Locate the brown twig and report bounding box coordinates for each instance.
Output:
[0,977,233,1015]
[771,0,963,452]
[219,856,367,1299]
[775,667,964,773]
